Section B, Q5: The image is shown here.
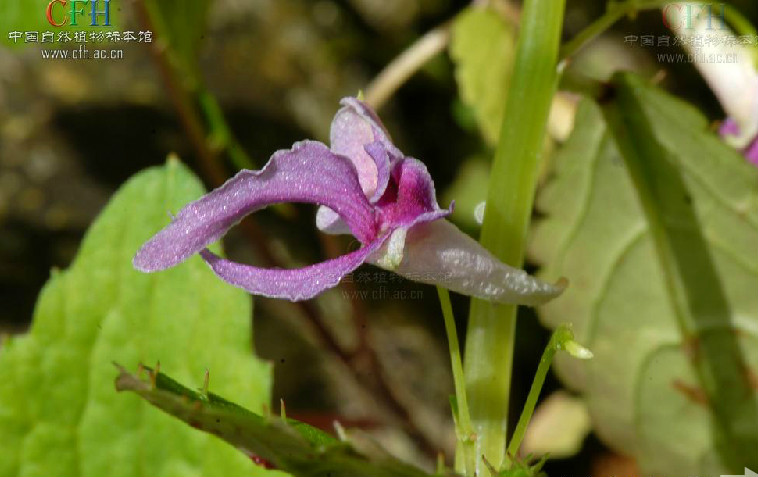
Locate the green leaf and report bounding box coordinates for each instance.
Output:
[2,1,123,48]
[0,159,274,477]
[115,365,445,477]
[450,6,516,145]
[530,76,758,475]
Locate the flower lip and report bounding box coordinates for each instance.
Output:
[133,140,376,273]
[198,234,389,301]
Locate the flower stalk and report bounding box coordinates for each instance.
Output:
[506,326,592,461]
[462,0,566,473]
[437,286,476,475]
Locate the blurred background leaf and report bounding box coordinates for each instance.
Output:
[449,5,515,146]
[520,391,591,459]
[0,159,274,477]
[441,155,489,232]
[140,0,211,85]
[530,76,758,475]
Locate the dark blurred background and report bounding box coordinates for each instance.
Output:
[2,0,757,474]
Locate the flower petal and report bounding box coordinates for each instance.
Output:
[363,140,393,201]
[370,219,565,306]
[330,98,396,200]
[315,206,352,235]
[369,158,452,265]
[316,140,393,234]
[134,140,376,272]
[377,157,450,230]
[372,227,407,270]
[720,118,741,138]
[199,235,387,301]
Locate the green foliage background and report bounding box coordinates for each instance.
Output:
[0,160,275,477]
[530,76,758,475]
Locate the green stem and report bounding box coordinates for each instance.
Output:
[437,287,475,475]
[559,0,674,62]
[197,89,256,170]
[462,0,565,474]
[559,7,625,62]
[506,326,575,459]
[140,0,256,172]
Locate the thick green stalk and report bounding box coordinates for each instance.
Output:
[462,0,565,474]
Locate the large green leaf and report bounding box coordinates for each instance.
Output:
[530,75,758,475]
[450,6,516,146]
[0,159,275,477]
[115,365,446,477]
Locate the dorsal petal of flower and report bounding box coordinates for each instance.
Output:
[330,98,397,200]
[199,235,387,301]
[133,140,376,272]
[371,219,566,306]
[364,140,393,201]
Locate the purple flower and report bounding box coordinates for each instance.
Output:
[134,98,565,305]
